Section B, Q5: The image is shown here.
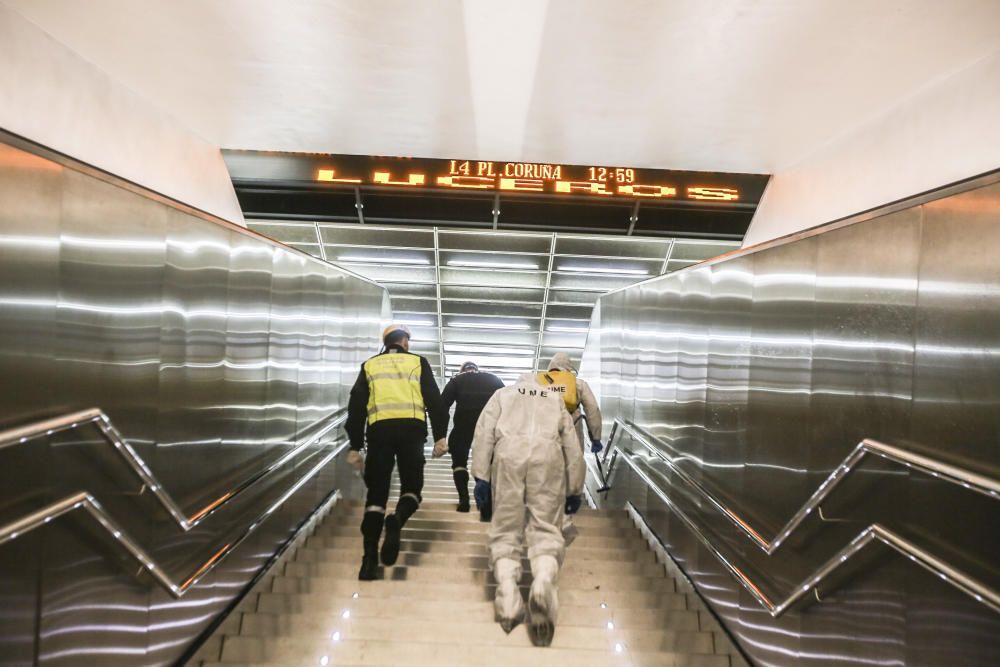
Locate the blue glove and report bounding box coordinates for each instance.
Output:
[590,439,604,454]
[565,495,582,515]
[474,479,492,520]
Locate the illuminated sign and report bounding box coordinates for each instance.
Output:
[222,150,770,228]
[314,157,741,201]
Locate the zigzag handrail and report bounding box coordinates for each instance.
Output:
[602,421,1000,616]
[0,407,350,597]
[606,419,1000,554]
[0,406,347,528]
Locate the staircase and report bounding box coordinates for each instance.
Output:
[194,459,746,667]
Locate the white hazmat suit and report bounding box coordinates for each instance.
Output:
[545,352,602,547]
[471,373,586,643]
[547,352,603,449]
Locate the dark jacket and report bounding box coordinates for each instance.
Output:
[345,346,447,450]
[441,371,505,433]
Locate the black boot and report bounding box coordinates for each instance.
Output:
[381,494,419,566]
[358,511,384,581]
[454,469,470,512]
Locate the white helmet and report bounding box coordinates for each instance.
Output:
[382,323,412,344]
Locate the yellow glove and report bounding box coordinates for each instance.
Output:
[432,438,448,458]
[346,449,364,472]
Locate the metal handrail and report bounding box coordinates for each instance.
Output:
[607,418,1000,554]
[0,407,350,597]
[602,420,1000,616]
[0,406,347,528]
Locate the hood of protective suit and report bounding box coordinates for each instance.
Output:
[548,352,573,371]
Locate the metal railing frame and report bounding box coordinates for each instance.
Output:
[597,418,1000,616]
[0,407,349,597]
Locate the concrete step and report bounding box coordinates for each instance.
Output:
[224,617,716,653]
[195,491,743,667]
[317,527,641,550]
[253,582,690,611]
[337,506,619,528]
[269,566,675,594]
[344,499,622,515]
[324,516,627,536]
[212,636,731,667]
[283,553,667,579]
[237,601,707,633]
[294,539,647,563]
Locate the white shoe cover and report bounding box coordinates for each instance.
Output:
[562,514,579,547]
[529,555,560,646]
[493,558,524,633]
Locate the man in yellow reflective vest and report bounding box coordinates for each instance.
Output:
[345,323,448,581]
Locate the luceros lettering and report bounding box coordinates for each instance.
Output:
[317,159,739,201]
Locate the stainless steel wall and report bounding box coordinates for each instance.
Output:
[582,175,1000,666]
[0,136,389,666]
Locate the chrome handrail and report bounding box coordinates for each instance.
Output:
[0,407,350,597]
[0,442,349,597]
[613,446,1000,616]
[0,406,348,528]
[607,418,1000,554]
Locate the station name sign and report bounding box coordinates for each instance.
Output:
[222,151,769,206]
[316,157,740,201]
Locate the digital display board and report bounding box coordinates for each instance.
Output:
[224,151,767,206]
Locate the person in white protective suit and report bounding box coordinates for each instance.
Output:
[470,373,586,645]
[537,351,603,545]
[538,352,603,453]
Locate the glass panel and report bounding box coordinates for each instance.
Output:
[440,267,546,288]
[337,263,435,283]
[439,230,551,253]
[555,235,670,259]
[440,249,544,271]
[441,301,543,318]
[670,239,740,261]
[319,224,435,247]
[248,221,319,244]
[383,282,437,299]
[440,284,545,303]
[328,246,434,265]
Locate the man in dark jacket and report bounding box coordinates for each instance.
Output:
[440,361,504,512]
[345,323,448,581]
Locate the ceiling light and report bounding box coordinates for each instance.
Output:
[559,265,648,275]
[395,318,436,327]
[444,343,535,355]
[447,259,538,270]
[449,322,531,330]
[547,325,589,333]
[338,255,430,265]
[445,354,534,368]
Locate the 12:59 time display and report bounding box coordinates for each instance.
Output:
[588,167,636,183]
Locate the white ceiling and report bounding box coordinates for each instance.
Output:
[7,0,1000,173]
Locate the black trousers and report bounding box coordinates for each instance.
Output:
[449,424,475,471]
[363,433,426,511]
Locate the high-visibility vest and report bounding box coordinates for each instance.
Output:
[364,353,424,424]
[537,370,579,413]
